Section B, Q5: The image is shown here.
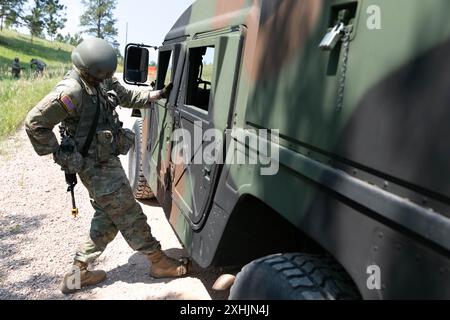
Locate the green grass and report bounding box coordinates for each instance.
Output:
[0,78,59,140]
[0,29,73,141]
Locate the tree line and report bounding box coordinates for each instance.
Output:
[0,0,119,50]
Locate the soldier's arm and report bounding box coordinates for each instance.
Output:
[109,77,162,109]
[25,87,80,156]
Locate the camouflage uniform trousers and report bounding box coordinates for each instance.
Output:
[74,156,161,264]
[12,68,20,78]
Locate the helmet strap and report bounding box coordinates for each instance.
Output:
[74,66,102,87]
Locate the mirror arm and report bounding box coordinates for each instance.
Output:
[126,43,158,51]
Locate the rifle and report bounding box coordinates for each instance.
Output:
[59,126,79,218]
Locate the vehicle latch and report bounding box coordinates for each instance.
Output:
[319,22,346,51]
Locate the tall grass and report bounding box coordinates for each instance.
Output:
[0,75,61,140]
[0,65,70,80]
[0,29,73,141]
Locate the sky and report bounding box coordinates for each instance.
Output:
[25,0,196,61]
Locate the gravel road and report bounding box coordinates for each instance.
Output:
[0,107,231,300]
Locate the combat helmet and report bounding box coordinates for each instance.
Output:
[71,38,118,85]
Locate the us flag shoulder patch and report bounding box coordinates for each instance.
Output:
[61,95,76,112]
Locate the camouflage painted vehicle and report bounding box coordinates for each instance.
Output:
[124,0,450,299]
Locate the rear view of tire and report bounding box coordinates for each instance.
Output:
[128,119,154,200]
[229,253,361,300]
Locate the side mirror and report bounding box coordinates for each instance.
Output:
[123,44,157,86]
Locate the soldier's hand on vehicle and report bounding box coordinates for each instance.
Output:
[53,148,84,174]
[160,82,174,99]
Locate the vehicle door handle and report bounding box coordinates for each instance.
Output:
[203,166,212,177]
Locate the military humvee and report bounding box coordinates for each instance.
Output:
[123,0,450,299]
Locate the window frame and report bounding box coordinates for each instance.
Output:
[181,38,219,114]
[156,44,182,91]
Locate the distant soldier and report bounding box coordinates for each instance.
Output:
[11,58,23,79]
[25,38,187,295]
[30,59,47,76]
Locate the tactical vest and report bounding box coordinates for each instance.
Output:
[62,71,126,161]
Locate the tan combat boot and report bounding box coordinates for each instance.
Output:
[147,250,190,279]
[60,261,107,295]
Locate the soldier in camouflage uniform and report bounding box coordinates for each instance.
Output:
[25,38,189,295]
[30,59,47,76]
[11,58,22,79]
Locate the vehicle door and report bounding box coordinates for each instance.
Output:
[170,28,244,228]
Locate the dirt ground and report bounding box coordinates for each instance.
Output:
[0,107,232,300]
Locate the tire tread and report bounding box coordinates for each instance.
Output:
[230,253,361,300]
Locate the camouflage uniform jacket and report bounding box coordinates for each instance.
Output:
[25,70,161,160]
[31,60,47,71]
[12,61,21,72]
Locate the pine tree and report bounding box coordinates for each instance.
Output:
[44,0,67,41]
[67,32,84,46]
[80,0,119,49]
[25,0,45,43]
[55,33,64,42]
[0,0,26,30]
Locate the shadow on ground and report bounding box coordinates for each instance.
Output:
[0,213,62,300]
[0,273,61,300]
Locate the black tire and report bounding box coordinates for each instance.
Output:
[128,119,155,200]
[229,253,361,300]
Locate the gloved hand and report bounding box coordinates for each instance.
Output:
[53,148,84,174]
[160,82,174,99]
[107,91,120,109]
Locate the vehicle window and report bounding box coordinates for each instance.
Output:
[157,50,173,90]
[186,46,215,112]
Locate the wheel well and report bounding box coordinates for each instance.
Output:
[213,195,326,267]
[213,195,361,298]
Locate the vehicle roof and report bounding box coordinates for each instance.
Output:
[164,0,257,42]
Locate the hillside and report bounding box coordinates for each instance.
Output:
[0,30,73,143]
[0,29,73,77]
